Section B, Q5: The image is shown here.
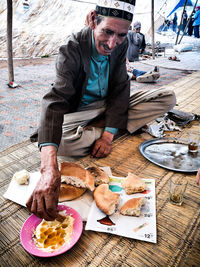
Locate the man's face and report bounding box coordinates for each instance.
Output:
[93,17,130,56]
[135,27,141,33]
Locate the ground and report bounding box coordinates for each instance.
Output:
[0,56,55,69]
[0,55,196,152]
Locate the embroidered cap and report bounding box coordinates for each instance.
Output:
[96,0,136,22]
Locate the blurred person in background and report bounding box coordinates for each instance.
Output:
[182,10,188,34]
[127,21,146,62]
[172,12,178,33]
[193,6,200,38]
[188,10,195,36]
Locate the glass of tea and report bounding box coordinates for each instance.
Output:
[169,176,188,206]
[188,131,199,153]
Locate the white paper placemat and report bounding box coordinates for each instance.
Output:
[3,166,113,222]
[3,171,40,207]
[3,171,93,221]
[85,176,157,243]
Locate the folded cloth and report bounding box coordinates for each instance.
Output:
[142,117,181,138]
[166,109,200,126]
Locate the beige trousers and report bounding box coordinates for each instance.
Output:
[58,88,176,157]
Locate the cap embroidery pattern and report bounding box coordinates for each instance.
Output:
[112,10,119,16]
[96,0,135,22]
[114,2,120,8]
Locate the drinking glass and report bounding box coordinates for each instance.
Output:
[169,176,188,206]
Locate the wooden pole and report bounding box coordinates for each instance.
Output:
[7,0,14,83]
[178,0,198,44]
[151,0,155,59]
[175,0,188,45]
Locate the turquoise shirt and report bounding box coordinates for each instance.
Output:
[80,32,117,135]
[80,33,109,106]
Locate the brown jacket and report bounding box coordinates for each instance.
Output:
[38,27,130,146]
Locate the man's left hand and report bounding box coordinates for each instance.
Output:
[91,131,114,158]
[196,168,200,188]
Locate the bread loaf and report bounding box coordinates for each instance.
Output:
[60,161,95,191]
[120,197,146,216]
[94,184,120,215]
[121,172,146,194]
[87,166,110,186]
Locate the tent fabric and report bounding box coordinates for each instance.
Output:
[167,0,193,17]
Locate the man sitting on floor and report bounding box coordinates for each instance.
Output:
[27,1,176,221]
[126,20,160,83]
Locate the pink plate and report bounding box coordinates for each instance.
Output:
[20,205,83,257]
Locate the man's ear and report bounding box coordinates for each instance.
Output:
[87,10,97,29]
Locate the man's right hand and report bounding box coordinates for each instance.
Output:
[26,146,61,221]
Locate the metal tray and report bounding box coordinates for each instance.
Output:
[139,138,200,173]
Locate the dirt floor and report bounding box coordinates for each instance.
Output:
[0,57,191,152]
[0,56,56,69]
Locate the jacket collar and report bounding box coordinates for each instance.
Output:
[79,27,92,75]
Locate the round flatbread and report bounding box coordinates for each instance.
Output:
[59,184,86,202]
